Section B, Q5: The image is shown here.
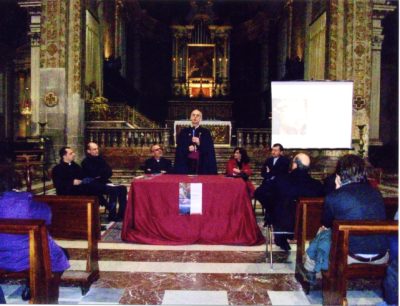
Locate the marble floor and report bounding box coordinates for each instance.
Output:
[1,214,387,305]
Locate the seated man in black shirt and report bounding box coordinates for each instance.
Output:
[271,153,324,251]
[144,144,172,174]
[81,142,127,222]
[52,146,106,200]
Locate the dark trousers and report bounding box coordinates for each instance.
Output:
[254,180,274,224]
[105,185,127,220]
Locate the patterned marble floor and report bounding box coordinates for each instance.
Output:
[1,216,387,306]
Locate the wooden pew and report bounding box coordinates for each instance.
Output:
[323,220,398,306]
[0,219,59,304]
[294,197,398,294]
[34,195,101,295]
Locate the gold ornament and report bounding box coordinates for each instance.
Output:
[43,92,59,107]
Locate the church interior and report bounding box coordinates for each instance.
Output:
[0,0,398,305]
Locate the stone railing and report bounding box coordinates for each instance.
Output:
[86,127,170,148]
[236,128,271,148]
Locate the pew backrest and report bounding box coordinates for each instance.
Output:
[295,197,398,264]
[294,197,324,267]
[34,195,100,292]
[323,220,398,306]
[0,219,53,304]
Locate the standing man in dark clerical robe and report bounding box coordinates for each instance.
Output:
[174,109,217,174]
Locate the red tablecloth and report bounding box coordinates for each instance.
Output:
[121,175,265,245]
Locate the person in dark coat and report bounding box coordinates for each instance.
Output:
[254,143,290,225]
[174,109,217,175]
[322,154,388,256]
[81,142,127,222]
[272,153,324,251]
[144,144,172,174]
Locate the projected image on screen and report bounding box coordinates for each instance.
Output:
[271,81,353,149]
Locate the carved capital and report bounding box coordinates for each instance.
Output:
[30,32,41,47]
[372,33,384,50]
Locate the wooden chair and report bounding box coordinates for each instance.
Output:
[322,220,398,306]
[0,219,60,304]
[34,195,101,295]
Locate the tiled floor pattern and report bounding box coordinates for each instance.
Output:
[1,216,387,305]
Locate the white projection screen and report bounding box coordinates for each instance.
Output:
[271,81,353,149]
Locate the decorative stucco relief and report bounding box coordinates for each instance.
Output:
[40,0,67,68]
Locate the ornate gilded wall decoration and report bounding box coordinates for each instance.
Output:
[86,96,109,121]
[209,125,229,145]
[40,0,67,68]
[43,91,59,107]
[353,96,366,110]
[70,0,83,94]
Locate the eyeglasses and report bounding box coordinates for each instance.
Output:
[153,148,162,152]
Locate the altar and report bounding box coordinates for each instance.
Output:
[174,120,231,147]
[166,5,234,134]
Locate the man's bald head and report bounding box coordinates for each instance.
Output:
[190,109,202,127]
[86,142,99,157]
[292,153,310,171]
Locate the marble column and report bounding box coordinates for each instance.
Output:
[29,14,41,136]
[369,2,396,145]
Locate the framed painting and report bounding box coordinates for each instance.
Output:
[187,45,215,79]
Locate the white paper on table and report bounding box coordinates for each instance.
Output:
[190,183,202,215]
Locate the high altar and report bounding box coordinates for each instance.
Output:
[167,1,233,145]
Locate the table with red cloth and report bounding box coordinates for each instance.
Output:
[121,175,265,245]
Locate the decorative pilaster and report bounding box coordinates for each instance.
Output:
[66,0,85,158]
[369,1,396,145]
[327,0,373,154]
[39,0,68,149]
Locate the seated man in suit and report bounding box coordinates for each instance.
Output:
[144,144,172,174]
[271,153,324,251]
[254,143,290,225]
[81,142,127,222]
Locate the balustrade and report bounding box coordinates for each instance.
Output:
[87,126,271,149]
[236,128,271,148]
[86,127,170,148]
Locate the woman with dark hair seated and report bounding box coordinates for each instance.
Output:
[304,154,389,279]
[225,147,255,198]
[0,161,70,302]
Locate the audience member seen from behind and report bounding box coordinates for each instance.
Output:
[322,154,389,261]
[272,153,324,251]
[305,155,389,277]
[225,147,255,198]
[144,144,172,174]
[0,161,70,302]
[82,142,127,222]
